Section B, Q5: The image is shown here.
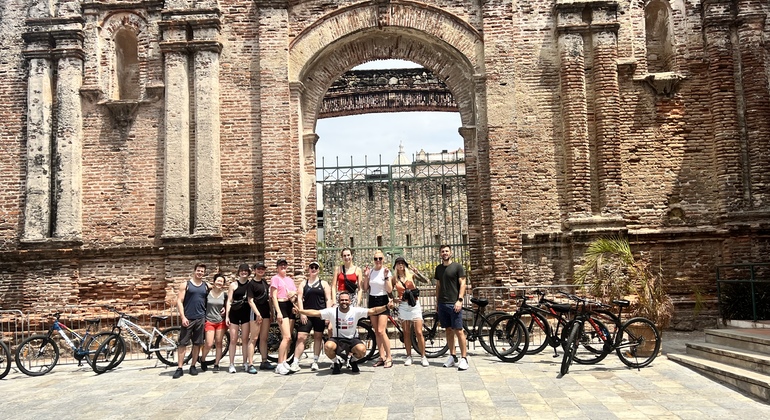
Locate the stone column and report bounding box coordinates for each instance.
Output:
[52,49,84,240]
[558,33,592,218]
[703,0,745,213]
[162,48,191,237]
[193,47,222,236]
[591,28,623,215]
[22,55,54,241]
[735,0,770,208]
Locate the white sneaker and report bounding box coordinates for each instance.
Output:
[228,364,236,374]
[443,355,457,368]
[289,361,301,372]
[457,357,469,371]
[311,362,319,371]
[404,356,413,366]
[275,363,290,375]
[243,363,249,372]
[421,356,430,367]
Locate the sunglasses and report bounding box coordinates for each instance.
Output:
[309,266,319,270]
[373,257,383,261]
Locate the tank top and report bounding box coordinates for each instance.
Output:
[231,280,249,313]
[303,279,326,310]
[205,290,225,323]
[368,268,388,296]
[336,266,358,292]
[183,280,208,320]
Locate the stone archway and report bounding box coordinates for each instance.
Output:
[287,1,493,279]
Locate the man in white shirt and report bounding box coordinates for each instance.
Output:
[295,291,392,374]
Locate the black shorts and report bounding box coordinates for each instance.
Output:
[296,316,326,334]
[178,318,205,346]
[368,294,390,316]
[251,303,271,320]
[329,336,364,356]
[277,301,296,320]
[229,306,252,325]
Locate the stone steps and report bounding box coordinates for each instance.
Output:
[668,328,770,402]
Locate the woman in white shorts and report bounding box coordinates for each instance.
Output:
[391,256,429,367]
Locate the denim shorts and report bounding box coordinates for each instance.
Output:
[437,303,463,330]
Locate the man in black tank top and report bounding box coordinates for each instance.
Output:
[173,263,208,379]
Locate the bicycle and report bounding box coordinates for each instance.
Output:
[560,293,661,375]
[0,339,10,379]
[269,318,378,364]
[489,290,575,362]
[93,307,185,373]
[357,306,426,362]
[420,297,509,358]
[14,312,116,376]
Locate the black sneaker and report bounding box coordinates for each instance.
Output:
[350,360,359,373]
[189,365,198,376]
[200,361,208,372]
[332,361,342,375]
[213,365,220,373]
[260,361,277,370]
[172,368,183,379]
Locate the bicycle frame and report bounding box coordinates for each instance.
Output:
[114,316,176,354]
[49,316,100,362]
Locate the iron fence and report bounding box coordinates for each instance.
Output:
[716,263,770,322]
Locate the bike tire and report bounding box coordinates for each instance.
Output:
[0,341,11,379]
[572,317,611,365]
[91,333,126,374]
[356,319,378,363]
[560,321,581,376]
[266,322,296,363]
[476,311,508,355]
[198,331,231,367]
[488,315,529,362]
[420,312,448,358]
[15,334,60,377]
[521,311,550,355]
[616,317,661,368]
[85,332,123,370]
[155,326,184,366]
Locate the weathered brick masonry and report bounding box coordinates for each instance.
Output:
[1,0,769,329]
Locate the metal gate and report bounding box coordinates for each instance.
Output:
[316,151,468,278]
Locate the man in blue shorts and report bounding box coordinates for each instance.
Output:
[433,244,469,371]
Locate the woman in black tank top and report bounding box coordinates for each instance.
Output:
[291,261,332,371]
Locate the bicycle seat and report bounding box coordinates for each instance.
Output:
[85,318,101,324]
[545,302,572,313]
[470,297,488,307]
[612,299,630,308]
[151,315,170,322]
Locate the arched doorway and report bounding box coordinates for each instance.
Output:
[287,2,492,281]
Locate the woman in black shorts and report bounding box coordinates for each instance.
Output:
[292,261,332,372]
[363,250,393,368]
[247,261,274,371]
[226,263,253,374]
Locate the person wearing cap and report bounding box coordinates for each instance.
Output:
[271,258,298,375]
[247,261,274,371]
[291,261,332,372]
[392,257,430,367]
[226,263,254,373]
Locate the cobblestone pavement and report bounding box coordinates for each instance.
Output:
[1,331,768,419]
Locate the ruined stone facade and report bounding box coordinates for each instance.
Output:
[1,0,769,328]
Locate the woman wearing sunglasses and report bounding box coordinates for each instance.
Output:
[363,250,393,368]
[292,261,332,372]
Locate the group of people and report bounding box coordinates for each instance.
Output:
[172,244,470,378]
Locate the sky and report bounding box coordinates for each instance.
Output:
[315,59,463,168]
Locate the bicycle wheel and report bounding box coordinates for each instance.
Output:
[572,317,611,365]
[560,320,581,376]
[265,322,296,363]
[356,320,377,362]
[90,333,126,374]
[521,311,550,355]
[476,311,508,355]
[0,341,10,379]
[199,332,230,367]
[155,326,185,366]
[616,317,661,368]
[488,315,528,362]
[15,334,60,376]
[420,312,448,358]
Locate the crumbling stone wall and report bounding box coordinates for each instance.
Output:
[0,1,767,329]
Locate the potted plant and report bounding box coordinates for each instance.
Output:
[574,236,674,332]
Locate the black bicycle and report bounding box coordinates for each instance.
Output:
[421,298,508,357]
[0,339,10,379]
